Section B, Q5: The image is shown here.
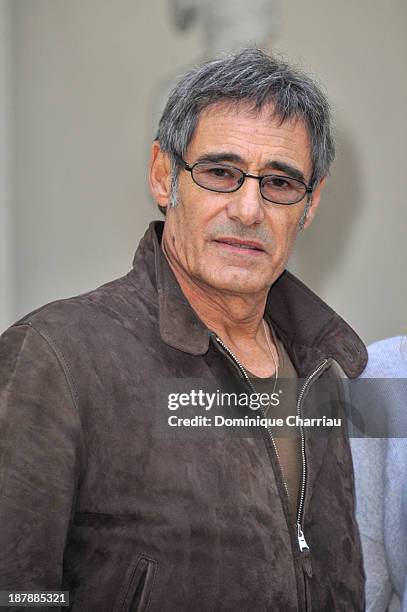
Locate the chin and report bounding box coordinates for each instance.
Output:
[199,270,270,295]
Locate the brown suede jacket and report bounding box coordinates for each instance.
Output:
[0,221,367,611]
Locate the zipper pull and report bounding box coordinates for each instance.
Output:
[297,524,313,578]
[297,524,309,552]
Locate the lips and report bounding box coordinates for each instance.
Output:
[214,237,264,252]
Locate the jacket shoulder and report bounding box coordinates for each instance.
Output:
[5,272,154,353]
[10,272,143,331]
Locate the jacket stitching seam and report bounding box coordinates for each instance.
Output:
[15,322,87,484]
[0,326,35,493]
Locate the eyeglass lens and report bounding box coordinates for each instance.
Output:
[191,162,306,204]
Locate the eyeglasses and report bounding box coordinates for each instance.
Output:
[178,156,313,205]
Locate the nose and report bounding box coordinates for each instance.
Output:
[226,175,265,226]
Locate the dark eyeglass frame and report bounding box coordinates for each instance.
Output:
[176,154,313,205]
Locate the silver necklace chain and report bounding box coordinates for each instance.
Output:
[261,318,279,404]
[262,318,279,378]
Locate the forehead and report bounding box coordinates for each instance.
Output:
[187,101,313,177]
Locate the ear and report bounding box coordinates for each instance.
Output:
[149,140,172,209]
[301,177,326,230]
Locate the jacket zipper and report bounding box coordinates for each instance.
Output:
[213,333,328,554]
[295,358,328,557]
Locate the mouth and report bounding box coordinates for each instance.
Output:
[213,237,265,254]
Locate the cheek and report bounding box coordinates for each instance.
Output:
[177,190,221,245]
[267,209,301,245]
[171,204,208,265]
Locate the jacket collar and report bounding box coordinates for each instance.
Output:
[131,221,367,379]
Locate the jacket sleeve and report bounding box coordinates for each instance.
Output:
[0,322,84,591]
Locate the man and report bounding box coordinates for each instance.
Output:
[0,48,367,610]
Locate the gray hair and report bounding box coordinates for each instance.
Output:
[156,47,335,213]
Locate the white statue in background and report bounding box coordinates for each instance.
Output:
[172,0,278,54]
[149,0,278,175]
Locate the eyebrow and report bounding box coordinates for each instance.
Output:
[194,152,307,183]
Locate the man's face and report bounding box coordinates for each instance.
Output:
[154,101,324,296]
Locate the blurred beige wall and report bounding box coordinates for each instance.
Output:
[277,0,407,344]
[2,0,407,344]
[0,0,12,332]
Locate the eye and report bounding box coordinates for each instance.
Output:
[267,176,292,189]
[207,166,236,179]
[191,162,242,191]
